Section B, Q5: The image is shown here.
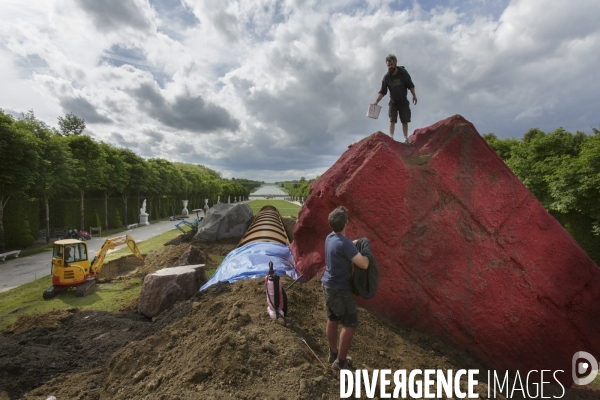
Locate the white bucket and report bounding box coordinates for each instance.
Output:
[367,104,382,119]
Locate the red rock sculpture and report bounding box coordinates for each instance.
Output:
[290,115,600,385]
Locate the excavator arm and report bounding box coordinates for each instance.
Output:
[90,235,143,274]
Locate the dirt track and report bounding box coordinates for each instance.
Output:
[1,234,599,399]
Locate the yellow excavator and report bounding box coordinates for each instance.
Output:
[43,235,143,299]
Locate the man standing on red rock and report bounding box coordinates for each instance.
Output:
[374,54,417,142]
[322,206,370,371]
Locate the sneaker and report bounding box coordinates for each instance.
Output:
[328,351,338,364]
[331,357,354,371]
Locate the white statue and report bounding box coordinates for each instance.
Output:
[182,200,189,216]
[139,199,149,225]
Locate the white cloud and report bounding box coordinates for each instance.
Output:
[1,0,599,180]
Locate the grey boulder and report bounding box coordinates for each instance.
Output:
[138,264,207,318]
[194,202,253,241]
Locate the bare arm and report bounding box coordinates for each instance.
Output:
[351,252,370,270]
[374,92,384,105]
[409,88,417,105]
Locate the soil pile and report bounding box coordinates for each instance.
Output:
[138,234,239,277]
[0,235,239,399]
[8,277,473,400]
[1,234,598,399]
[281,216,297,242]
[5,309,71,335]
[98,256,144,281]
[5,276,596,399]
[0,304,192,399]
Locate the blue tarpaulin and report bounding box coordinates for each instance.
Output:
[199,242,299,291]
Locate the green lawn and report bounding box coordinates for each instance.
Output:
[0,229,183,331]
[0,276,142,331]
[247,200,301,217]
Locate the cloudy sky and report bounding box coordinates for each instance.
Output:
[1,0,599,181]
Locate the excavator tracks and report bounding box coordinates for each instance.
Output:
[76,278,97,297]
[43,285,70,300]
[43,285,58,300]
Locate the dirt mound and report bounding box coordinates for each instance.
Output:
[281,215,297,242]
[3,275,599,399]
[13,276,595,400]
[0,302,195,399]
[97,278,487,399]
[6,309,72,335]
[138,235,238,278]
[188,237,241,257]
[165,228,198,245]
[138,243,190,276]
[173,245,210,267]
[165,230,240,254]
[98,256,144,280]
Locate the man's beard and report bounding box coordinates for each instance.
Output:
[388,66,396,72]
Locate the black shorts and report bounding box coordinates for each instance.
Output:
[322,284,359,328]
[389,100,411,124]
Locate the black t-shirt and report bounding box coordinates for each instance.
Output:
[379,67,414,104]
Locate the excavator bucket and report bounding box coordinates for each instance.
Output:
[127,238,140,255]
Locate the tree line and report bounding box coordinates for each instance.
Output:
[0,110,260,252]
[276,177,317,200]
[484,126,600,263]
[2,107,598,261]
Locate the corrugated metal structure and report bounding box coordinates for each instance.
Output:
[236,205,290,248]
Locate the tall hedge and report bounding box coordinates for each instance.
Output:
[112,208,122,228]
[3,199,39,249]
[41,197,138,232]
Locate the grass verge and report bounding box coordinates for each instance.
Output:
[247,199,301,217]
[0,276,142,331]
[0,229,181,331]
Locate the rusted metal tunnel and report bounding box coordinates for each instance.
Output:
[236,205,290,248]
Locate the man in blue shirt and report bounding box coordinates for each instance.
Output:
[322,206,370,371]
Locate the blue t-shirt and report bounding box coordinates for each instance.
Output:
[321,232,359,291]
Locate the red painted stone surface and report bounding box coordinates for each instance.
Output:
[291,115,600,385]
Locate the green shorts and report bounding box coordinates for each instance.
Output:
[322,284,359,328]
[389,100,411,124]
